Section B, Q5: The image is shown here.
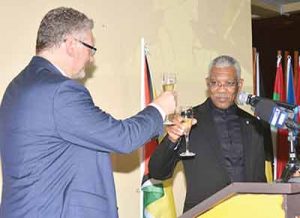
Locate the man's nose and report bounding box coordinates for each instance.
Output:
[216,84,228,90]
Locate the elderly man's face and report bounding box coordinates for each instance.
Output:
[206,66,243,109]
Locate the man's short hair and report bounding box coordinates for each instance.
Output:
[208,55,241,79]
[36,7,94,53]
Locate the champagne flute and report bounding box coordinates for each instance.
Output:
[179,106,195,157]
[162,73,176,125]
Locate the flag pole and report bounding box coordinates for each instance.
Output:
[256,52,260,96]
[140,37,145,218]
[286,55,291,97]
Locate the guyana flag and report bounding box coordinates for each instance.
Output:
[140,39,176,218]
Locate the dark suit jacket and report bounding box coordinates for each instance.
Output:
[149,98,272,212]
[0,56,163,218]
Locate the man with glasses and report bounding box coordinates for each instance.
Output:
[149,55,273,213]
[0,7,176,218]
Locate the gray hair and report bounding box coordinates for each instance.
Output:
[36,7,94,53]
[208,55,241,79]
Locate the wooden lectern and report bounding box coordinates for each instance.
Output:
[179,182,300,218]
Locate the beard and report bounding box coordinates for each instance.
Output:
[72,69,86,79]
[78,69,86,79]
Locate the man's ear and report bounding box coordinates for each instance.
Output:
[64,36,76,57]
[205,77,210,88]
[238,78,244,91]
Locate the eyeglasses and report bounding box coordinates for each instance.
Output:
[74,38,97,56]
[208,80,238,89]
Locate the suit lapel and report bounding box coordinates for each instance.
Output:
[238,110,254,180]
[194,100,229,179]
[194,101,258,181]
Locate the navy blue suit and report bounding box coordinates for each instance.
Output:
[0,56,163,218]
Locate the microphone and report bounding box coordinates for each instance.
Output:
[237,91,298,110]
[254,98,299,130]
[236,91,260,107]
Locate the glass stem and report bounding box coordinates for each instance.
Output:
[185,134,190,152]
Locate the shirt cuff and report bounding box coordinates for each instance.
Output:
[149,103,166,120]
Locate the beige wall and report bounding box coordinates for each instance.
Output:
[0,0,253,217]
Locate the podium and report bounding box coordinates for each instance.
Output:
[179,182,300,218]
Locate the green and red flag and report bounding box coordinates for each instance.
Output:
[273,56,285,102]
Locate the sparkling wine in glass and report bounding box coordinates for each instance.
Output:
[162,73,176,125]
[162,83,175,92]
[179,106,195,157]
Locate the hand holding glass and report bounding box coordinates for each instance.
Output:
[179,106,195,157]
[162,73,176,125]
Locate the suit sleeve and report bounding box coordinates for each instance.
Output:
[149,136,181,179]
[53,80,163,153]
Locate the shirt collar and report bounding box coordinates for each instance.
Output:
[208,98,238,115]
[51,63,69,78]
